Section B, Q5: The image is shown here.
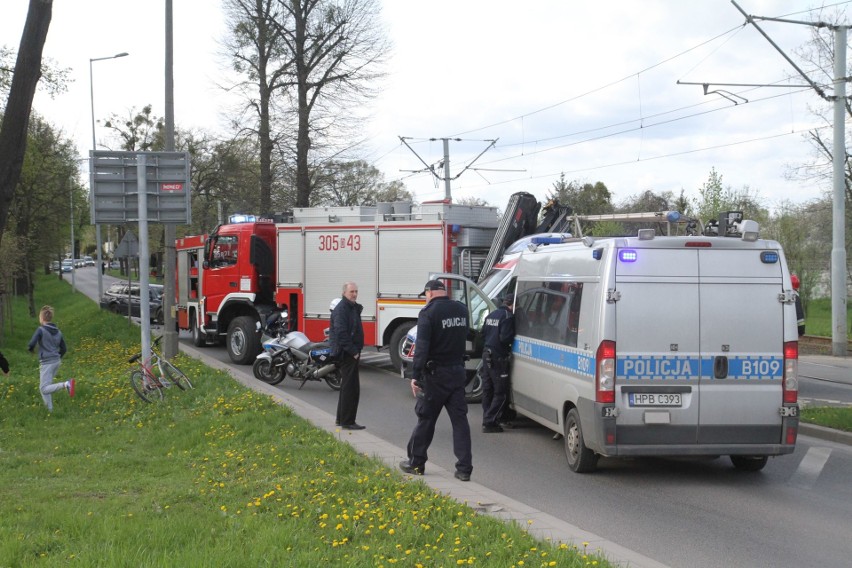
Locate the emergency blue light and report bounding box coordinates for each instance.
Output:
[760,251,779,264]
[531,236,565,245]
[618,249,638,263]
[592,248,603,260]
[229,214,256,224]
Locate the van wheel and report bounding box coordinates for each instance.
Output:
[564,408,598,473]
[227,315,260,365]
[191,315,206,347]
[730,455,768,472]
[389,321,416,370]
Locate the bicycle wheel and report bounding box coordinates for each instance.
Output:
[130,369,164,402]
[159,359,193,390]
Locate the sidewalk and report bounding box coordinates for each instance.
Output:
[181,342,670,568]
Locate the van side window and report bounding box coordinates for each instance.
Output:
[516,281,583,348]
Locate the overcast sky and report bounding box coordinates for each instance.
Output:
[2,0,845,214]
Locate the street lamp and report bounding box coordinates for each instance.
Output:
[90,51,129,300]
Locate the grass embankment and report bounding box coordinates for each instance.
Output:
[803,297,852,339]
[0,275,607,567]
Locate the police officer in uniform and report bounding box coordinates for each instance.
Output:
[400,279,473,481]
[481,292,515,433]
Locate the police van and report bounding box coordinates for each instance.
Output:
[508,212,800,473]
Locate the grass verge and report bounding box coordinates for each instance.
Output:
[0,275,609,567]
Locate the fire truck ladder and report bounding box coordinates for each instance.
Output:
[477,192,540,282]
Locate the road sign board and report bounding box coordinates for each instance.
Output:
[90,151,191,224]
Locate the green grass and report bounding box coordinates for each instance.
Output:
[0,275,609,568]
[801,407,852,432]
[804,297,852,338]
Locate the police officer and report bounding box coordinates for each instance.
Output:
[481,292,515,433]
[400,279,473,481]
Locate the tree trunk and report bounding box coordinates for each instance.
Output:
[0,0,53,248]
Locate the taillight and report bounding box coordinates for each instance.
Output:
[596,340,616,403]
[782,341,798,404]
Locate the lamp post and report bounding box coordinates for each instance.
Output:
[70,184,75,293]
[90,51,129,300]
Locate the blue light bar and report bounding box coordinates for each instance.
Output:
[229,214,257,224]
[760,251,779,264]
[531,236,565,245]
[618,249,638,262]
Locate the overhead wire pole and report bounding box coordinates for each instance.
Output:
[398,136,497,201]
[686,1,848,356]
[163,0,178,359]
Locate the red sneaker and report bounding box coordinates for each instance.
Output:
[67,379,75,398]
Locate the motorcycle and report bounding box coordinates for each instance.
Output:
[252,309,342,391]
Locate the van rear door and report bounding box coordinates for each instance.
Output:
[696,249,785,444]
[614,248,701,446]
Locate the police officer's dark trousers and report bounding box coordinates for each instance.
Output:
[481,357,509,426]
[336,353,360,426]
[406,364,472,475]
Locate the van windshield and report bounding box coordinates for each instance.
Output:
[477,268,511,298]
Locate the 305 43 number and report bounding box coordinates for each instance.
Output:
[318,234,361,251]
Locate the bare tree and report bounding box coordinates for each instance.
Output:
[0,0,53,249]
[223,0,295,214]
[279,0,389,207]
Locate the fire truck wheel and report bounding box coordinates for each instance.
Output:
[191,315,207,347]
[227,315,260,365]
[389,321,416,371]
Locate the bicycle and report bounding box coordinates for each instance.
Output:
[128,336,193,402]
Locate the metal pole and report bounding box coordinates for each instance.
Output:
[90,52,129,302]
[70,187,75,293]
[831,26,848,357]
[163,0,179,359]
[442,138,452,201]
[138,154,151,362]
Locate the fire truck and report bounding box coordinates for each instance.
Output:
[175,201,500,365]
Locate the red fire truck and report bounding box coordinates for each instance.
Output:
[175,201,499,365]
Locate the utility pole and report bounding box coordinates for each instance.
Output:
[399,137,497,201]
[163,0,179,359]
[684,1,848,356]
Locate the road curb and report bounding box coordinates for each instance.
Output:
[799,423,852,445]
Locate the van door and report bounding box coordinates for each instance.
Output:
[696,249,784,444]
[614,248,701,445]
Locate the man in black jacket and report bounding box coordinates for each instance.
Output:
[330,281,365,430]
[400,279,473,481]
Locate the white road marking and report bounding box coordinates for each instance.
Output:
[789,446,831,489]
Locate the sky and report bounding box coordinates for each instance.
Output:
[1,0,845,215]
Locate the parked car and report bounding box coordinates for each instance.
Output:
[50,261,61,272]
[99,283,164,324]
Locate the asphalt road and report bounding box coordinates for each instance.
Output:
[72,268,852,568]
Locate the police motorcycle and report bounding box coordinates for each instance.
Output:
[252,303,342,391]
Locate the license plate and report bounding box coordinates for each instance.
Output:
[629,393,682,407]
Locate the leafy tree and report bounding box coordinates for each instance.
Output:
[454,196,491,207]
[692,168,768,231]
[9,115,83,315]
[102,104,165,151]
[0,0,53,251]
[311,159,410,207]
